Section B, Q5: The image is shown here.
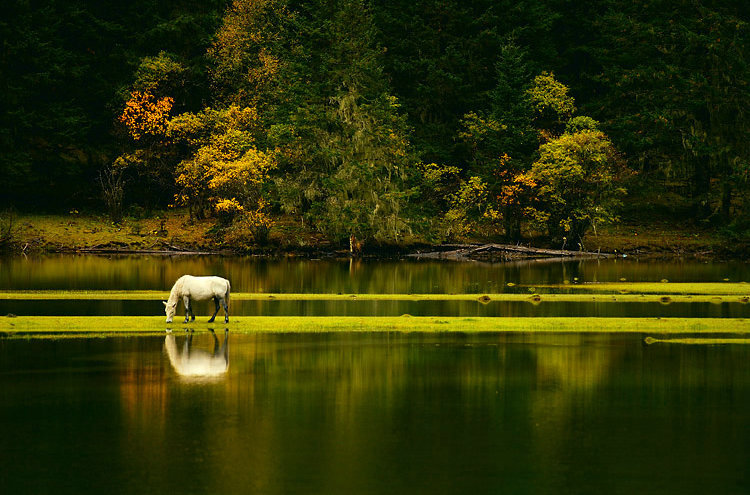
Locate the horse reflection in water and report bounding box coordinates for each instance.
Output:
[164,329,229,379]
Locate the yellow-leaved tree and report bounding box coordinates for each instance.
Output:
[169,105,276,244]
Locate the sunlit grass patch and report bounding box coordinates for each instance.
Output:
[0,290,168,300]
[644,336,750,345]
[16,211,215,252]
[526,282,749,295]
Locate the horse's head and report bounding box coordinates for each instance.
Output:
[163,300,177,323]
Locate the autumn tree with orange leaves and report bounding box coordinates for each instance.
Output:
[119,91,174,141]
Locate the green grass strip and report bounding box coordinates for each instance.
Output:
[0,290,168,300]
[1,316,748,335]
[644,337,750,345]
[0,290,747,304]
[528,282,749,295]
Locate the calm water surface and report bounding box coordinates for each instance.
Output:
[1,332,749,495]
[1,254,749,291]
[1,255,749,494]
[1,254,749,318]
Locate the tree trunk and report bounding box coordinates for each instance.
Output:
[692,158,711,219]
[504,209,521,241]
[721,180,732,218]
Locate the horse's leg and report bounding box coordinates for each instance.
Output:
[208,297,220,323]
[183,296,194,322]
[209,328,219,356]
[184,329,192,357]
[221,297,229,323]
[221,329,228,363]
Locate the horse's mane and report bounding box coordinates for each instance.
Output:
[167,275,186,305]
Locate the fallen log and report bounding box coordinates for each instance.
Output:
[75,248,218,255]
[408,243,611,262]
[74,239,220,255]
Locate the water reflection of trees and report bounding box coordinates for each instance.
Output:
[113,334,629,492]
[111,333,750,493]
[4,255,746,293]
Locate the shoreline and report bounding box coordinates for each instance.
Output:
[3,212,748,261]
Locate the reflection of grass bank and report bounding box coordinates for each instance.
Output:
[1,289,747,304]
[1,316,748,335]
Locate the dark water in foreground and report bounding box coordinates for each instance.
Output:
[1,332,749,495]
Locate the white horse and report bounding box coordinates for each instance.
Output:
[164,329,229,378]
[163,275,231,323]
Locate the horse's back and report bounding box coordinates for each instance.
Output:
[181,275,230,300]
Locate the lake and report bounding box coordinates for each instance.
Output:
[2,254,749,292]
[0,255,749,494]
[1,332,750,494]
[1,254,749,318]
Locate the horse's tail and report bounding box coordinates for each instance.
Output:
[225,280,231,307]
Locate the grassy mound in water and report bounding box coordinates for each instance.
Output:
[1,316,748,336]
[644,337,750,345]
[528,282,749,295]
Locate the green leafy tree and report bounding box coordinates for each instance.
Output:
[457,64,628,243]
[527,129,628,246]
[314,91,414,242]
[474,42,538,239]
[526,71,576,139]
[213,0,418,243]
[458,62,577,240]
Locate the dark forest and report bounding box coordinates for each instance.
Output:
[2,0,748,249]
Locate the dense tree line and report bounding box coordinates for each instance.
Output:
[0,0,227,207]
[2,0,748,245]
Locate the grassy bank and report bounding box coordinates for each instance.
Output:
[10,212,217,252]
[588,220,734,256]
[6,211,338,254]
[3,211,744,257]
[2,316,748,335]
